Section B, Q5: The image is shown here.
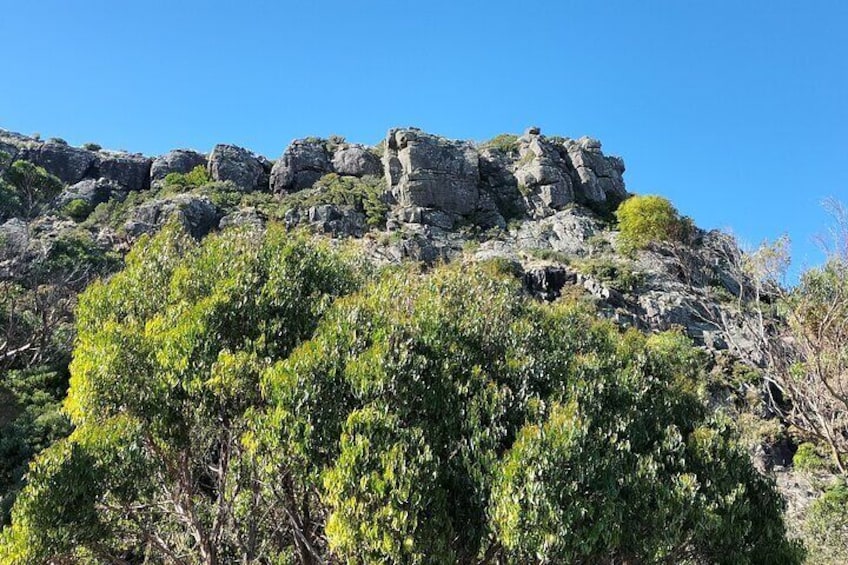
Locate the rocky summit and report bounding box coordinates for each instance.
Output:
[0,125,759,355]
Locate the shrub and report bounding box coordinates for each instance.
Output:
[484,134,519,154]
[804,482,848,563]
[4,161,64,218]
[284,173,388,228]
[81,143,101,152]
[62,199,92,222]
[794,442,828,472]
[574,257,644,292]
[615,194,693,252]
[162,165,211,191]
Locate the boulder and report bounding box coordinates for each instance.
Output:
[94,153,152,192]
[207,144,265,192]
[124,195,220,239]
[523,264,576,301]
[513,129,574,218]
[150,149,207,185]
[332,145,382,177]
[270,139,331,193]
[383,128,480,218]
[562,137,627,207]
[26,141,96,184]
[57,178,122,208]
[283,204,367,238]
[220,207,265,230]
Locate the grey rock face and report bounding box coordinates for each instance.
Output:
[26,141,96,184]
[208,144,265,192]
[384,128,480,218]
[0,218,29,260]
[270,139,331,193]
[94,153,152,193]
[150,149,207,185]
[220,207,266,230]
[562,137,627,207]
[513,207,600,256]
[124,195,220,239]
[332,145,382,177]
[513,130,574,218]
[57,178,122,208]
[284,204,367,238]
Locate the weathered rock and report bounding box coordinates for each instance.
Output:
[93,152,152,192]
[513,207,600,256]
[0,218,29,262]
[332,145,382,177]
[57,178,122,207]
[562,137,627,207]
[150,149,207,185]
[207,144,265,192]
[220,207,265,230]
[124,195,220,239]
[513,130,574,218]
[524,264,576,301]
[284,204,367,238]
[270,139,331,193]
[25,141,96,184]
[384,129,480,219]
[479,148,524,222]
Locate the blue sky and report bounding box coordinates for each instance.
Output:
[1,1,846,274]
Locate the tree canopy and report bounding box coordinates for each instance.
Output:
[0,224,802,564]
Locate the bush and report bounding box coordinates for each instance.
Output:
[0,228,802,564]
[162,165,211,191]
[804,482,848,564]
[574,257,644,292]
[484,134,519,154]
[615,194,693,252]
[284,173,388,228]
[62,199,92,222]
[794,442,828,472]
[81,143,101,152]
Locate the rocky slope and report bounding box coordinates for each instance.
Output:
[0,125,817,537]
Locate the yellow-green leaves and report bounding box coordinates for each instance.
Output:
[615,194,693,253]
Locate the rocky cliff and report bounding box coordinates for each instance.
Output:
[0,125,749,353]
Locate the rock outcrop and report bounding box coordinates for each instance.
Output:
[207,144,266,192]
[150,149,207,185]
[270,139,332,193]
[93,152,152,192]
[124,195,220,240]
[384,128,481,228]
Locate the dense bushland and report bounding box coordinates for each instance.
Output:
[0,224,802,564]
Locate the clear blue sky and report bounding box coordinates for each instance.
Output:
[2,1,846,273]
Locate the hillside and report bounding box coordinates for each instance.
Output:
[0,126,843,562]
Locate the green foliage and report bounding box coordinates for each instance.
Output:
[574,257,645,292]
[0,368,71,525]
[483,133,519,154]
[804,482,848,564]
[81,143,101,152]
[527,247,570,264]
[0,179,22,220]
[4,161,64,218]
[323,408,453,563]
[615,194,693,253]
[0,227,801,563]
[283,173,389,228]
[794,442,828,472]
[61,198,92,222]
[163,164,211,191]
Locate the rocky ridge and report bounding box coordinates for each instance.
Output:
[2,124,821,541]
[0,125,752,356]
